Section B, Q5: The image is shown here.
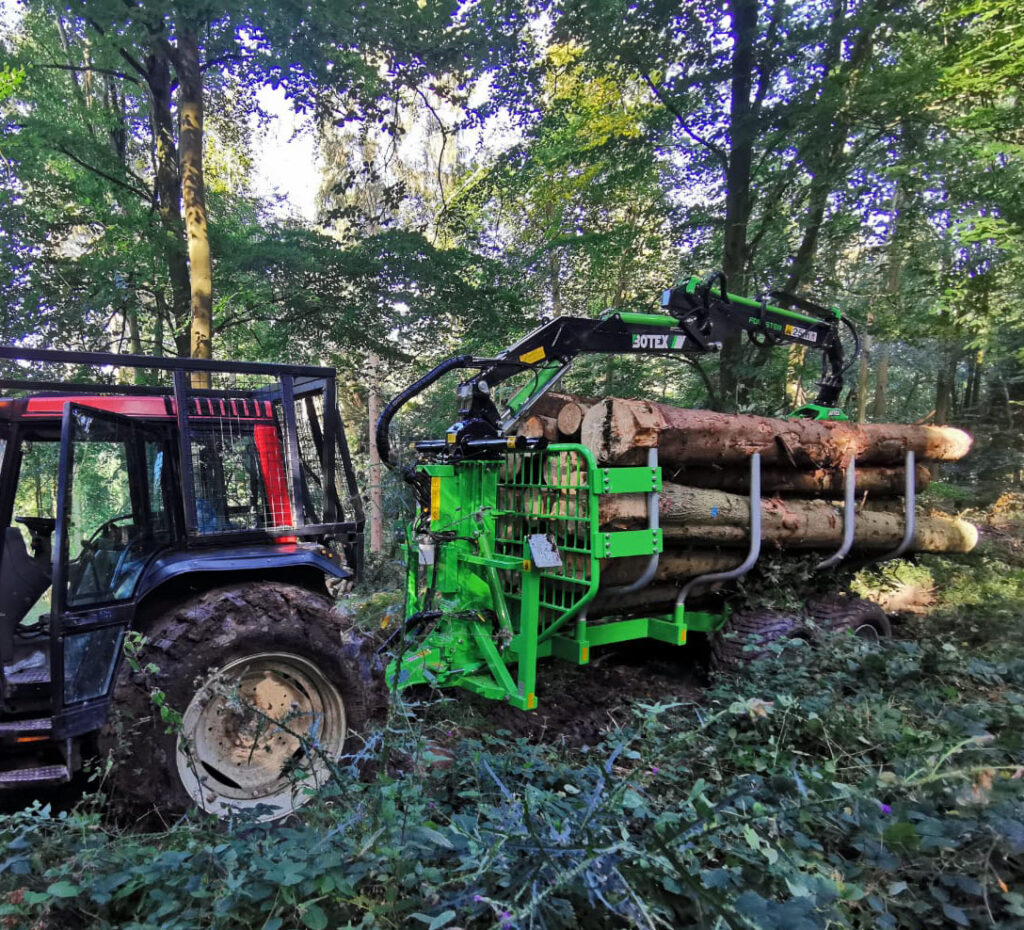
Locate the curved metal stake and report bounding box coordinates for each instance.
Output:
[880,450,916,561]
[676,453,762,610]
[816,457,856,570]
[604,448,661,597]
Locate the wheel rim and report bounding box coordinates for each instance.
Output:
[176,652,346,820]
[853,622,881,641]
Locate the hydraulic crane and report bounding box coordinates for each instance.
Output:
[375,273,861,710]
[378,272,858,468]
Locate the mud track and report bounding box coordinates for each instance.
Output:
[419,638,708,748]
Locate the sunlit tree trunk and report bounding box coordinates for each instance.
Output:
[175,28,213,378]
[146,47,192,355]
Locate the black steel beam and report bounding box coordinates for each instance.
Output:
[0,346,334,379]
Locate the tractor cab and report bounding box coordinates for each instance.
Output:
[0,350,364,790]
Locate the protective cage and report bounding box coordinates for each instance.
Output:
[0,346,364,745]
[0,346,364,550]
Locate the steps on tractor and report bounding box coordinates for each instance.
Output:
[0,763,69,786]
[2,645,52,708]
[0,718,73,788]
[0,716,52,736]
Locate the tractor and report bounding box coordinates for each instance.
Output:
[0,349,380,819]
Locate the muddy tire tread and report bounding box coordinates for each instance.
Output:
[99,581,387,815]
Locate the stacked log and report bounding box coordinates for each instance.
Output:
[579,397,972,470]
[514,393,976,591]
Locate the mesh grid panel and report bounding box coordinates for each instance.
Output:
[181,373,339,535]
[495,449,595,634]
[185,381,288,534]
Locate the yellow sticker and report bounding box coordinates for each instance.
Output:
[784,324,794,335]
[446,433,457,444]
[430,477,442,521]
[581,646,590,663]
[507,436,517,448]
[519,346,546,364]
[526,692,536,710]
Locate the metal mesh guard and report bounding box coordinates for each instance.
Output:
[495,448,596,633]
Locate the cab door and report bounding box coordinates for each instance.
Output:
[52,404,173,709]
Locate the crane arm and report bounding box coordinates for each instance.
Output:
[377,272,858,466]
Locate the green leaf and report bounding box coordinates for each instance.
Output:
[301,903,328,930]
[942,904,969,927]
[428,910,457,930]
[45,882,81,898]
[418,826,455,850]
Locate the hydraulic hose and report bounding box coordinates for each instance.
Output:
[375,355,476,469]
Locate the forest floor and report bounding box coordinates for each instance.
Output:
[1,486,1023,929]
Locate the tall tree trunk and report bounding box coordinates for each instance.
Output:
[872,343,889,420]
[367,353,384,554]
[175,28,213,375]
[934,351,958,426]
[856,322,872,423]
[125,308,145,384]
[781,7,879,411]
[549,246,562,317]
[146,47,192,353]
[967,349,984,410]
[718,0,758,408]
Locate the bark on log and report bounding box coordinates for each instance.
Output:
[556,401,595,441]
[600,550,743,586]
[527,392,588,421]
[598,484,977,553]
[663,464,932,497]
[581,397,973,469]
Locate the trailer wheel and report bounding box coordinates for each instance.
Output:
[100,582,386,821]
[806,594,892,641]
[711,608,806,668]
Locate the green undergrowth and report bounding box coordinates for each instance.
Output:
[3,558,1024,928]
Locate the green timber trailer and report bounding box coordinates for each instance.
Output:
[375,273,898,711]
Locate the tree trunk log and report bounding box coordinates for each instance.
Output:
[598,484,977,553]
[556,401,594,441]
[527,392,588,421]
[663,464,931,496]
[600,550,743,586]
[580,397,972,469]
[517,415,559,441]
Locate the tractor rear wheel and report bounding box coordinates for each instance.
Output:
[100,581,386,820]
[806,594,892,641]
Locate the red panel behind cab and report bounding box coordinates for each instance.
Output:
[253,423,297,542]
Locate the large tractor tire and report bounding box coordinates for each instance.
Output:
[711,608,805,668]
[805,594,892,641]
[100,582,387,821]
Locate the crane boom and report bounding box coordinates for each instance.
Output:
[377,272,858,466]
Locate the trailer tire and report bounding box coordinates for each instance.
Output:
[806,594,892,641]
[711,608,806,668]
[100,581,387,821]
